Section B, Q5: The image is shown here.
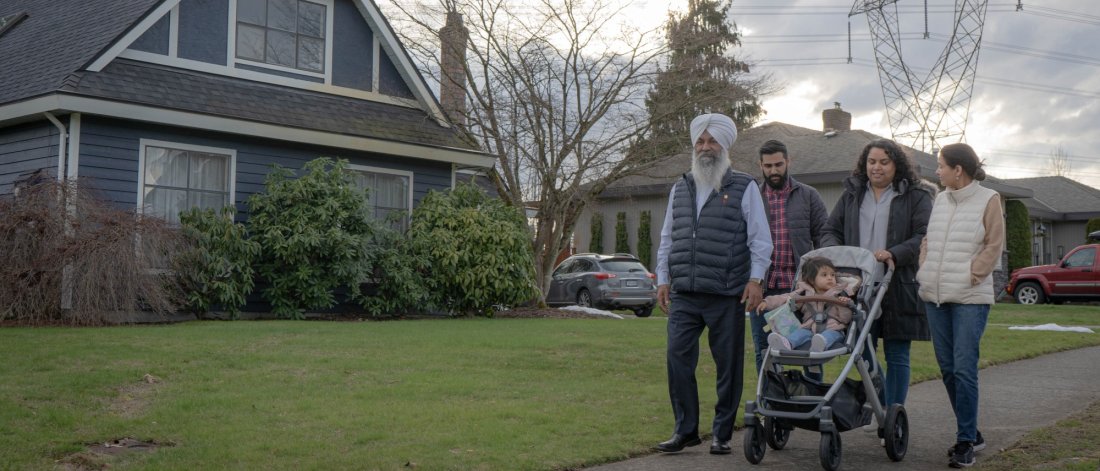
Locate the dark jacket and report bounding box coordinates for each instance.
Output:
[822,175,935,341]
[669,170,753,296]
[759,176,829,284]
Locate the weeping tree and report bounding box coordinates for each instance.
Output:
[387,0,669,299]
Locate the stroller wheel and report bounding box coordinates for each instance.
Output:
[883,403,909,461]
[818,431,842,471]
[743,422,767,464]
[764,417,790,450]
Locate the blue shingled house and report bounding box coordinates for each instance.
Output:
[0,0,490,225]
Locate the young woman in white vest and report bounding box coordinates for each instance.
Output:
[917,142,1005,469]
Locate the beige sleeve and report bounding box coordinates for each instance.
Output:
[970,196,1006,285]
[919,236,927,266]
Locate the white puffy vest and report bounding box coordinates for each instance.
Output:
[917,182,999,305]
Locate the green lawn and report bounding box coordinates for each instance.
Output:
[1,304,1097,470]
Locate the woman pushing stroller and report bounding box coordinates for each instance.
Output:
[757,256,859,352]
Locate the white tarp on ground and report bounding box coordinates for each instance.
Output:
[1008,323,1095,333]
[560,306,624,319]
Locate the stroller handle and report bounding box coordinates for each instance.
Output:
[791,295,856,311]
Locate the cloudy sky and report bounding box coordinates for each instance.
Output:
[660,0,1100,188]
[382,0,1099,188]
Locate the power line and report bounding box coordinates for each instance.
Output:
[743,32,1100,68]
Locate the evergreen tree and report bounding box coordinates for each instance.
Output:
[1005,200,1032,271]
[633,0,767,159]
[589,213,604,254]
[637,210,653,269]
[615,212,631,254]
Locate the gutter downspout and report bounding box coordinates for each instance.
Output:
[43,112,75,310]
[43,112,67,180]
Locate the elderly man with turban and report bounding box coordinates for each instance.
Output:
[653,113,773,455]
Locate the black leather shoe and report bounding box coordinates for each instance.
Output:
[654,433,702,453]
[710,438,732,455]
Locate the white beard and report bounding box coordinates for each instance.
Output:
[691,149,730,190]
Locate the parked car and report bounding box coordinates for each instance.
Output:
[546,253,657,317]
[1006,243,1100,304]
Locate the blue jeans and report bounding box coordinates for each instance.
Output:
[863,335,912,407]
[786,328,845,350]
[926,302,989,444]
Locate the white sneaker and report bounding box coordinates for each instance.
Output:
[810,334,828,352]
[768,332,792,350]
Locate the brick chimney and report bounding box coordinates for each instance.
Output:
[439,11,469,126]
[822,102,851,132]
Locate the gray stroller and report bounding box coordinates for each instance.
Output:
[742,246,907,471]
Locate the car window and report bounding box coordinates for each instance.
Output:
[1065,248,1096,268]
[574,259,596,273]
[600,259,648,273]
[553,259,575,276]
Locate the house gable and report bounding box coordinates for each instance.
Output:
[100,0,427,113]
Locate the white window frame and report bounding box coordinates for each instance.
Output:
[137,139,238,221]
[228,0,335,81]
[347,163,414,222]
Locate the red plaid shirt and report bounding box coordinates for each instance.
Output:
[764,180,795,290]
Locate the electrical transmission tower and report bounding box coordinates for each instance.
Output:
[850,0,988,154]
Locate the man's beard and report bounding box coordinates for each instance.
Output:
[765,171,788,190]
[692,149,730,189]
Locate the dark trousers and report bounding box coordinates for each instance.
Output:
[666,291,746,441]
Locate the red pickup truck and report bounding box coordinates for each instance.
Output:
[1006,244,1100,304]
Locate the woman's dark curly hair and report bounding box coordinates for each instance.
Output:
[853,139,921,187]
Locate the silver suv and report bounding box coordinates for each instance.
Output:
[546,253,658,317]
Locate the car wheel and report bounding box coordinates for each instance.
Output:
[632,306,653,318]
[576,289,592,307]
[1014,282,1045,305]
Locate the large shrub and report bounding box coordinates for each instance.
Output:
[614,211,630,254]
[637,210,653,269]
[409,183,538,316]
[589,212,603,253]
[247,158,372,319]
[1086,217,1100,243]
[1005,199,1032,271]
[355,223,431,317]
[0,179,179,325]
[175,207,260,319]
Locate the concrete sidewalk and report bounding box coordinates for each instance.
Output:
[587,345,1100,471]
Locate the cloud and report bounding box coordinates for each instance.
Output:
[731,0,1100,188]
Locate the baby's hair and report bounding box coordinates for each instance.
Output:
[800,256,837,287]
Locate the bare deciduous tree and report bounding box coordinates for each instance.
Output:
[1049,145,1072,177]
[387,0,668,299]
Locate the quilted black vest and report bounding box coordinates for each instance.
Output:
[669,170,753,296]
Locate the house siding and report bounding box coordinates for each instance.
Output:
[130,14,170,55]
[1051,221,1088,262]
[0,121,60,196]
[331,0,374,91]
[574,195,668,269]
[75,116,452,215]
[378,48,414,99]
[178,0,229,65]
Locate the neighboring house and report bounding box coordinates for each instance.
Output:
[1000,176,1100,266]
[0,0,492,228]
[574,106,1033,294]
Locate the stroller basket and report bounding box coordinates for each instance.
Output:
[762,369,868,432]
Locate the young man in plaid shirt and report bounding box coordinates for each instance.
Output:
[750,140,830,373]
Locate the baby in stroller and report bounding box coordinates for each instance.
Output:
[757,256,860,352]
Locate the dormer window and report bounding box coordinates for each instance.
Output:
[235,0,326,73]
